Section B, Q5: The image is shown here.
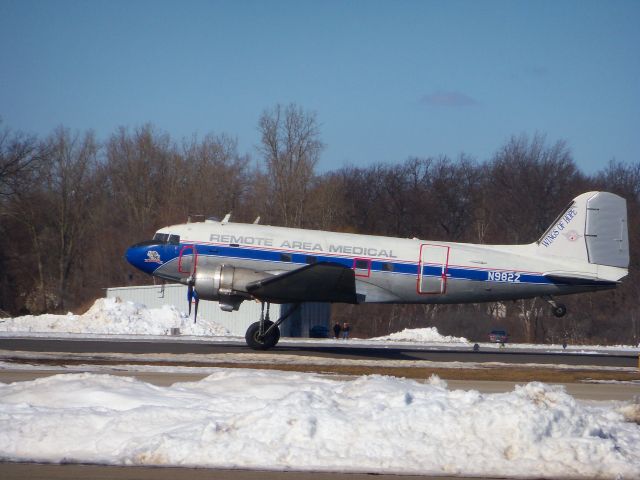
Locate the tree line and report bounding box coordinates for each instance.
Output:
[0,104,638,344]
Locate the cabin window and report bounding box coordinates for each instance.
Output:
[355,259,369,270]
[305,255,317,264]
[382,262,394,272]
[353,258,371,277]
[168,234,180,245]
[280,253,292,262]
[153,233,169,243]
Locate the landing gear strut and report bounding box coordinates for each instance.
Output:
[543,295,567,317]
[245,302,301,350]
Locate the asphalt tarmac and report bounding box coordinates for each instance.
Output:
[0,463,507,480]
[1,336,637,367]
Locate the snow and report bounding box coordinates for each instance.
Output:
[0,370,638,478]
[371,326,469,343]
[1,298,639,476]
[0,297,230,337]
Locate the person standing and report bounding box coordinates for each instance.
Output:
[333,322,341,339]
[342,322,350,340]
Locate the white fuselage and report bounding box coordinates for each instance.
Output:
[143,220,622,304]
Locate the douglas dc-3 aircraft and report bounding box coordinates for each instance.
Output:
[125,191,629,350]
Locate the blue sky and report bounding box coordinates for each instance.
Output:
[1,0,638,173]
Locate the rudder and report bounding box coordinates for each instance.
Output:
[584,192,629,268]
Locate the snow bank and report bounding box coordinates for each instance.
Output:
[0,297,230,336]
[372,326,469,343]
[0,370,638,478]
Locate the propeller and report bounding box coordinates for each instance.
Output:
[187,283,199,323]
[186,246,199,323]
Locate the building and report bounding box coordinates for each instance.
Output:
[106,283,330,337]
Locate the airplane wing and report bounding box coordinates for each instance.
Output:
[246,262,360,304]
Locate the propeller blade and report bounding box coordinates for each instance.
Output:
[194,295,199,324]
[187,246,198,319]
[190,246,197,277]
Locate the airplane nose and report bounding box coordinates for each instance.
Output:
[125,241,168,274]
[125,243,154,271]
[125,244,144,269]
[125,246,134,265]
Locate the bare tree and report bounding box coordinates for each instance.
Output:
[0,123,44,198]
[258,103,324,227]
[105,124,180,235]
[486,133,583,243]
[45,127,99,309]
[182,133,249,219]
[0,124,48,312]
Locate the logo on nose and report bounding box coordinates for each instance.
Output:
[144,250,163,264]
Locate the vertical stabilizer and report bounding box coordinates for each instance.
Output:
[536,191,629,269]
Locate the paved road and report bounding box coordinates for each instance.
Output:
[0,336,637,367]
[0,462,503,480]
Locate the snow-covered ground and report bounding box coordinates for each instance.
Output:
[0,369,638,478]
[0,297,230,337]
[1,299,639,476]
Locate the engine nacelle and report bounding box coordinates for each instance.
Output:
[192,265,269,311]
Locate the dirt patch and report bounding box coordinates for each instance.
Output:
[4,355,639,383]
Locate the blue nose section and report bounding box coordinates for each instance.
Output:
[125,242,165,274]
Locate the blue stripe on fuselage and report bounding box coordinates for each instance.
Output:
[152,242,552,286]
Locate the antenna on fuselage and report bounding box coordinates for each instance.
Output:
[253,216,261,224]
[221,212,231,224]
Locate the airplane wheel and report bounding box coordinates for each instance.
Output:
[553,304,567,318]
[245,320,280,350]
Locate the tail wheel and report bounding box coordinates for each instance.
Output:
[553,304,567,318]
[245,320,280,350]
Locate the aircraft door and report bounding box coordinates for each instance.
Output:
[178,245,198,274]
[418,244,449,294]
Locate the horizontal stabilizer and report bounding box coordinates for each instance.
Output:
[544,272,618,287]
[246,262,358,304]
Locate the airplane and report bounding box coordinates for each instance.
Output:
[125,191,629,350]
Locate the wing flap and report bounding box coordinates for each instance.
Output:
[246,262,359,303]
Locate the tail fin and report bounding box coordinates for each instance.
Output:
[536,191,629,269]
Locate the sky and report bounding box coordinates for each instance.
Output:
[1,0,638,173]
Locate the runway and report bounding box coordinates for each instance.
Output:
[1,334,638,394]
[1,336,637,367]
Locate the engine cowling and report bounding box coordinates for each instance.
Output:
[192,265,269,311]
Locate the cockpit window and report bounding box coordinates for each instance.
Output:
[168,234,180,245]
[153,233,169,243]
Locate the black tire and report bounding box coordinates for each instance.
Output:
[245,320,280,350]
[553,304,567,318]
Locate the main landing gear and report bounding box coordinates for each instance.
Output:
[245,302,301,350]
[543,295,567,318]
